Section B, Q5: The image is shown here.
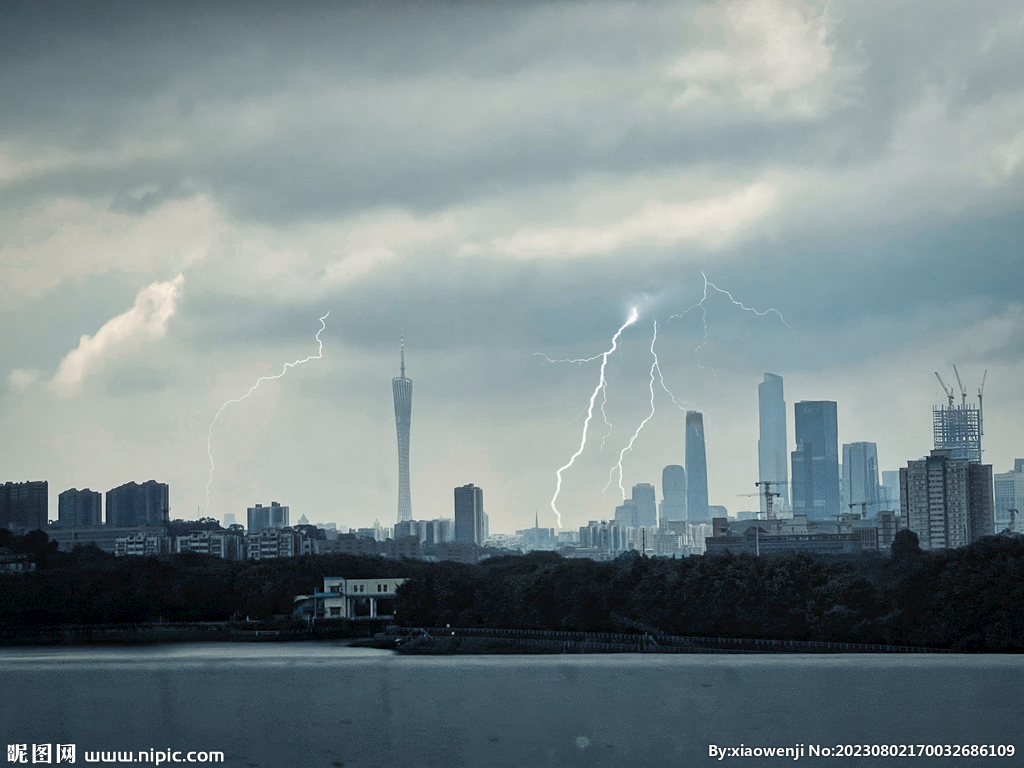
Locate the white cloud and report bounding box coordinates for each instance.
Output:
[7,368,40,393]
[0,195,223,304]
[486,181,777,259]
[323,247,398,285]
[50,274,185,397]
[670,0,856,115]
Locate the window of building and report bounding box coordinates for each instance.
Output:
[330,607,341,617]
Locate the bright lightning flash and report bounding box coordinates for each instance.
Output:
[604,320,661,499]
[670,270,793,382]
[545,307,638,527]
[204,312,330,516]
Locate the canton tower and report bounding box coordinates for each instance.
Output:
[392,338,413,523]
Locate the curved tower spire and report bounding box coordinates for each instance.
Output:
[392,337,413,523]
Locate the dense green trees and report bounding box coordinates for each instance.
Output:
[2,528,1022,650]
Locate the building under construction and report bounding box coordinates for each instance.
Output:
[933,367,985,463]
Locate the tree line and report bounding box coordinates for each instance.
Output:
[1,528,1022,651]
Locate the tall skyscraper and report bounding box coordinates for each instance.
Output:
[842,442,879,513]
[58,488,102,527]
[791,401,840,520]
[631,483,657,527]
[393,339,413,524]
[660,465,687,522]
[106,480,169,528]
[685,411,710,523]
[900,449,994,550]
[454,484,484,545]
[757,373,789,512]
[0,481,48,530]
[614,499,638,527]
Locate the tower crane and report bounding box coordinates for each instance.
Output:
[978,369,987,436]
[934,372,955,408]
[953,364,968,408]
[737,480,786,521]
[847,499,890,519]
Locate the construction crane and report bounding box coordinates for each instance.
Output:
[953,364,968,408]
[934,371,955,408]
[978,369,987,437]
[847,499,890,519]
[739,480,786,521]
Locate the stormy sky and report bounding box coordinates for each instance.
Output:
[2,0,1022,533]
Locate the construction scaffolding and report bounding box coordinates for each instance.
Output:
[932,367,985,463]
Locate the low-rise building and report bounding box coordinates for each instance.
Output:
[49,526,167,554]
[114,534,171,557]
[244,527,300,559]
[294,576,408,620]
[175,530,244,560]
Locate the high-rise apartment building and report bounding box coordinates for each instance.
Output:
[660,465,687,522]
[631,483,657,527]
[393,340,413,524]
[106,480,169,528]
[900,449,994,550]
[247,501,289,533]
[454,484,484,546]
[791,401,840,520]
[685,411,710,523]
[58,488,102,527]
[0,481,48,530]
[842,442,880,513]
[994,459,1024,532]
[757,373,789,512]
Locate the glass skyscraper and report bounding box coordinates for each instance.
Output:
[757,373,789,512]
[685,411,709,523]
[392,340,413,524]
[660,464,687,522]
[791,401,840,520]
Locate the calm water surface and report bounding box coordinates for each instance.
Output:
[1,643,1021,768]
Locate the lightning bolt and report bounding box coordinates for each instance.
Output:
[544,307,638,527]
[670,270,793,382]
[204,311,330,516]
[604,320,660,499]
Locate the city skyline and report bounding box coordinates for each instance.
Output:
[0,2,1021,535]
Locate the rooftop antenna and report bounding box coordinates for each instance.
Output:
[400,333,406,379]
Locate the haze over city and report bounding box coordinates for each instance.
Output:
[1,0,1021,536]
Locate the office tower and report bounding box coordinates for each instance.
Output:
[454,484,484,546]
[393,339,413,523]
[994,459,1024,531]
[757,373,789,512]
[58,488,102,527]
[900,449,994,550]
[631,483,657,527]
[660,465,687,522]
[247,501,289,533]
[106,480,169,527]
[791,401,840,520]
[0,481,48,530]
[880,470,901,509]
[842,442,880,514]
[614,499,638,528]
[685,411,710,523]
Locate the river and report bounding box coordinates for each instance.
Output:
[1,643,1021,767]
